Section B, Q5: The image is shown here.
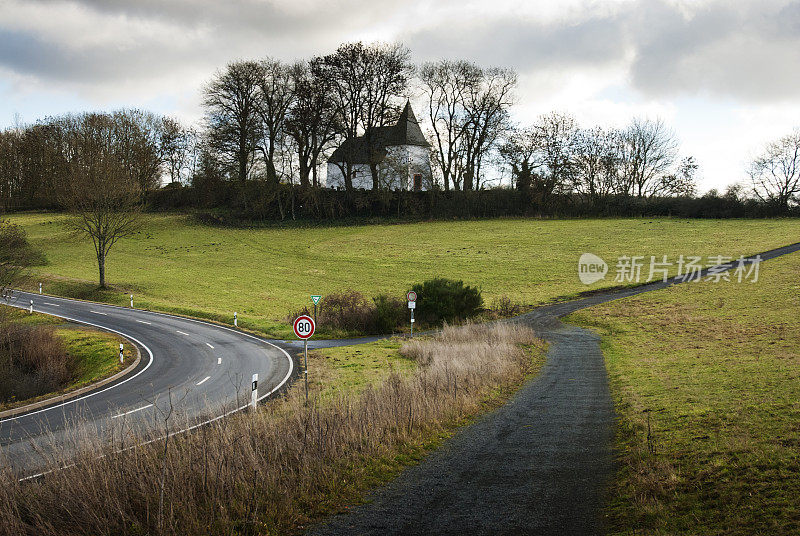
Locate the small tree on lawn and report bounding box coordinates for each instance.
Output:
[59,112,143,289]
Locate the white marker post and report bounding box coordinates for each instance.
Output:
[39,283,42,294]
[407,291,417,337]
[293,315,316,403]
[234,312,238,327]
[130,294,134,308]
[251,373,258,409]
[29,300,33,314]
[119,343,124,364]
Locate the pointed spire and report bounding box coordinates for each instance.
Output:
[395,100,429,147]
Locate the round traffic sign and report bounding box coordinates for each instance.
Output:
[293,315,315,339]
[407,290,417,302]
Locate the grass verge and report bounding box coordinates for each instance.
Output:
[567,252,800,535]
[0,322,545,535]
[9,213,800,338]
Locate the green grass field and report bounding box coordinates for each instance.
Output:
[567,252,800,535]
[0,307,134,410]
[8,213,800,338]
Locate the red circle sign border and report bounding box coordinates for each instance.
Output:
[407,291,417,302]
[293,315,316,339]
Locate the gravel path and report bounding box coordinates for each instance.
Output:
[311,242,800,536]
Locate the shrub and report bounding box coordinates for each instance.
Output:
[372,294,406,334]
[318,290,376,333]
[411,278,483,325]
[0,322,75,402]
[490,295,523,318]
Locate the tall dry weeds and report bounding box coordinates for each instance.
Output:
[0,322,540,535]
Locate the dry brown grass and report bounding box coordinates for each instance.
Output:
[0,321,76,402]
[0,322,542,535]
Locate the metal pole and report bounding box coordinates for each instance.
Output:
[313,303,317,325]
[304,339,309,402]
[410,309,414,337]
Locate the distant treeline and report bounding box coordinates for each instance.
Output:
[146,182,797,221]
[1,39,798,217]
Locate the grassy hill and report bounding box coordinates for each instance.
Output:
[568,250,800,534]
[9,213,800,338]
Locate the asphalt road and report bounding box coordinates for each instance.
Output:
[1,291,294,476]
[313,242,800,535]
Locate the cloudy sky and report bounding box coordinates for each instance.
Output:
[2,0,799,191]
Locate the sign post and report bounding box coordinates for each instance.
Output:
[293,315,315,402]
[407,291,417,337]
[251,373,258,409]
[311,295,321,325]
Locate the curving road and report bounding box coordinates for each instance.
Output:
[1,291,295,476]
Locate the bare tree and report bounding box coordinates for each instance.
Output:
[620,117,678,197]
[419,60,482,191]
[257,59,295,184]
[285,62,340,187]
[501,112,578,205]
[160,117,199,186]
[58,113,142,289]
[749,129,800,210]
[656,155,698,197]
[459,67,516,190]
[203,61,264,183]
[0,220,42,300]
[573,126,624,203]
[317,42,412,191]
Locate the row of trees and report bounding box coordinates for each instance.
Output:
[1,40,799,215]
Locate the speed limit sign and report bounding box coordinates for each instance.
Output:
[406,290,417,302]
[293,315,315,340]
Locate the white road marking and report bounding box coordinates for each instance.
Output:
[90,310,108,315]
[196,376,211,386]
[217,357,222,365]
[206,343,214,349]
[176,330,189,336]
[136,320,151,325]
[43,302,60,306]
[112,404,153,419]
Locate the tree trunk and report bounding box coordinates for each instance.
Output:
[369,162,379,190]
[98,250,106,289]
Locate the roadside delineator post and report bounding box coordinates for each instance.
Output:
[119,343,124,364]
[251,373,258,409]
[39,283,42,294]
[234,312,238,327]
[29,300,33,314]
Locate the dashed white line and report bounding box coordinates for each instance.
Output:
[136,320,151,325]
[43,302,60,307]
[176,330,189,336]
[111,404,153,419]
[206,343,214,349]
[217,357,222,365]
[196,376,211,386]
[90,310,107,315]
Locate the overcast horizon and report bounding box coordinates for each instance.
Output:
[2,0,799,192]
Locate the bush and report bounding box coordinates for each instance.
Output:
[411,278,483,325]
[318,290,376,333]
[372,294,406,334]
[490,295,523,318]
[0,322,75,402]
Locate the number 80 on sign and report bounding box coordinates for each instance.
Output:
[293,315,315,339]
